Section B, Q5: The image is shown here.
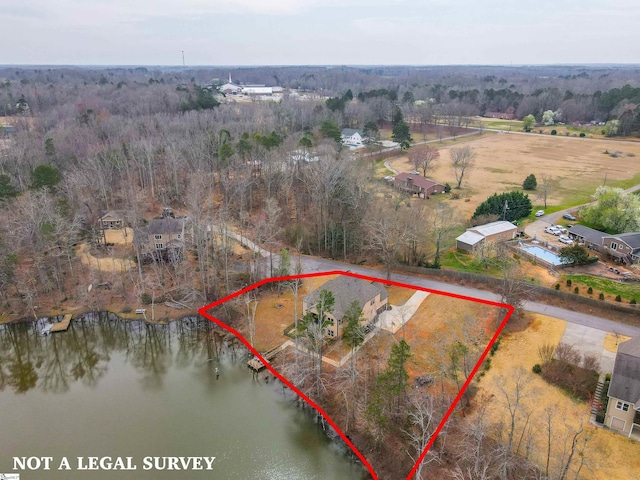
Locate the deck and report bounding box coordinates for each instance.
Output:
[50,314,73,333]
[247,346,283,372]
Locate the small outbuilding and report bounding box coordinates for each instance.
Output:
[456,220,517,252]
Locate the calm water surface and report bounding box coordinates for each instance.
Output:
[0,313,366,479]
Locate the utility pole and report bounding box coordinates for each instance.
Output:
[182,50,185,67]
[502,200,509,221]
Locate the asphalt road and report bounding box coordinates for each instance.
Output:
[297,255,640,337]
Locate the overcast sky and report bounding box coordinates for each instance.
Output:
[2,0,640,66]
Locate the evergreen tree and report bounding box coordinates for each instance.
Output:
[472,191,532,222]
[522,174,537,190]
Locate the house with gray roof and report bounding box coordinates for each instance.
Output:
[302,276,389,339]
[567,225,606,250]
[605,336,640,438]
[601,233,640,264]
[341,128,364,147]
[133,217,187,262]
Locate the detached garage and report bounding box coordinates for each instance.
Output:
[456,221,517,252]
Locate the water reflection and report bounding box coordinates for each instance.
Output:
[0,314,367,480]
[0,313,227,395]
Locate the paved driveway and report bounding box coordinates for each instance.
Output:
[559,323,617,373]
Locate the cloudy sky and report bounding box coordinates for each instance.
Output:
[2,0,639,65]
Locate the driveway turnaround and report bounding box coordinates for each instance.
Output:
[379,291,430,334]
[559,323,617,374]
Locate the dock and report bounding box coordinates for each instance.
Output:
[247,346,283,372]
[50,314,73,333]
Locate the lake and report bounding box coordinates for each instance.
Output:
[0,313,367,479]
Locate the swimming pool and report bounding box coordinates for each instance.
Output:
[520,244,567,266]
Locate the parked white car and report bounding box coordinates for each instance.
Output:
[559,235,574,245]
[535,210,545,217]
[545,226,561,235]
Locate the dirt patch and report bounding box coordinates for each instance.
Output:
[103,228,133,245]
[76,243,134,272]
[389,134,640,218]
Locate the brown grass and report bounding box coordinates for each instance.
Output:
[386,285,416,305]
[478,314,640,480]
[389,134,640,217]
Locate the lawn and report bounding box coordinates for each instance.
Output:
[440,249,504,276]
[562,274,640,303]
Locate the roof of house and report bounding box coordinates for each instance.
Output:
[304,276,388,320]
[568,225,605,245]
[394,173,444,190]
[341,128,363,137]
[609,337,640,405]
[146,218,185,235]
[456,231,485,246]
[99,211,121,221]
[605,232,640,250]
[469,220,517,237]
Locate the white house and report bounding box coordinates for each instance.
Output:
[341,128,364,146]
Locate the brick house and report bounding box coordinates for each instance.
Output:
[302,276,389,339]
[394,173,445,198]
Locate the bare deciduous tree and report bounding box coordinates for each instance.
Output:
[451,145,475,189]
[409,145,440,178]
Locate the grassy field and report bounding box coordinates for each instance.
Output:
[389,133,640,219]
[562,274,640,303]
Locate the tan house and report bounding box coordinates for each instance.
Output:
[302,276,389,339]
[605,336,640,438]
[98,211,123,229]
[133,217,187,262]
[455,220,517,252]
[601,233,640,264]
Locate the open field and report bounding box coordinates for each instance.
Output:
[388,134,640,218]
[478,314,640,480]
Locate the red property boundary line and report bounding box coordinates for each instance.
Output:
[198,270,514,480]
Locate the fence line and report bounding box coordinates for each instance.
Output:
[394,264,639,316]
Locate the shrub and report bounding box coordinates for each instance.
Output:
[566,279,572,286]
[551,129,557,135]
[122,306,132,314]
[141,292,152,305]
[579,132,586,137]
[444,183,451,193]
[522,174,537,190]
[574,287,579,294]
[490,338,501,356]
[631,299,637,305]
[555,283,560,290]
[587,287,593,294]
[483,357,492,371]
[599,292,605,300]
[532,364,542,374]
[615,294,622,302]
